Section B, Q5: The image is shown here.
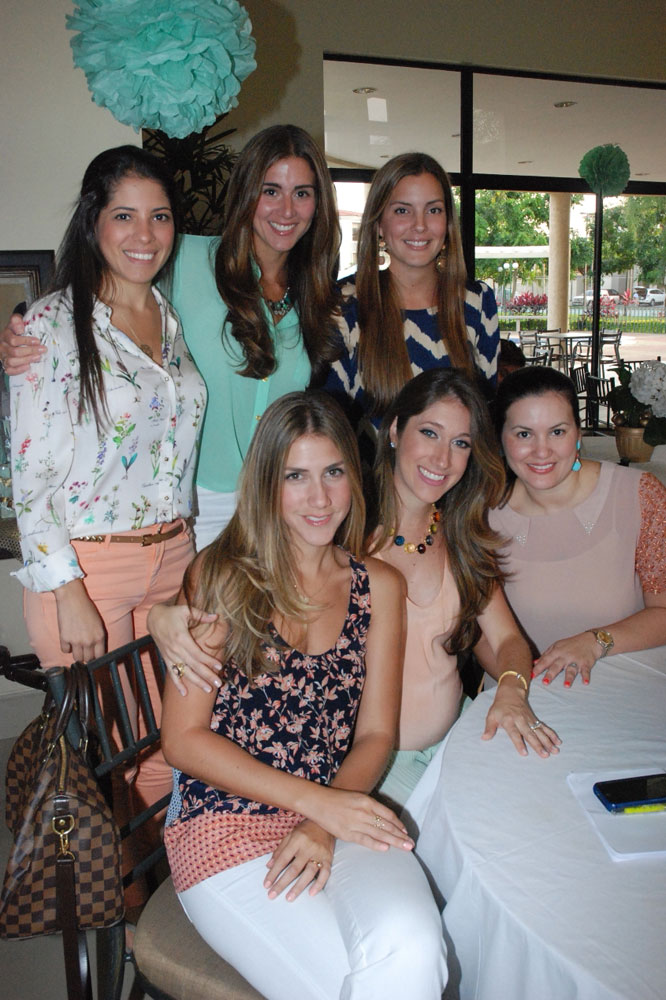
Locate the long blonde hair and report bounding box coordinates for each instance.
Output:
[186,391,365,680]
[356,153,472,417]
[370,369,505,652]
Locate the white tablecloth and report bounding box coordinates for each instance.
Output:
[408,651,666,1000]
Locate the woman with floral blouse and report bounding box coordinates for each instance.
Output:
[10,146,206,812]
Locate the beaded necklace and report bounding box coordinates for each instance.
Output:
[391,505,440,554]
[265,288,292,320]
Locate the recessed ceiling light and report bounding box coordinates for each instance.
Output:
[353,87,377,95]
[553,100,577,108]
[517,160,534,164]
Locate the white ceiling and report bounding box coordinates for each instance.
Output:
[323,60,666,182]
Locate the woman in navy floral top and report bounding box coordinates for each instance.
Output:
[160,391,447,1000]
[326,152,499,433]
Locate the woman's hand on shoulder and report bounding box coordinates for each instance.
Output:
[0,314,46,375]
[264,820,335,901]
[483,678,561,758]
[147,600,222,696]
[533,631,600,686]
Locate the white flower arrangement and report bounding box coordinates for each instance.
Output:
[630,361,666,419]
[609,360,666,446]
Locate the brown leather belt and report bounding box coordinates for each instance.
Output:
[75,520,188,546]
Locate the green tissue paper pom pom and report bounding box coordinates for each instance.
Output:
[67,0,256,139]
[578,145,630,197]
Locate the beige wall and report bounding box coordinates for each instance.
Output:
[1,0,665,250]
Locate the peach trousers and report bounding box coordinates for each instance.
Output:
[23,520,194,814]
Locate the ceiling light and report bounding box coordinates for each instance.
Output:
[353,87,376,95]
[367,97,387,122]
[553,100,577,108]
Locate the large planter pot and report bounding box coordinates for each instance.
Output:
[615,425,655,463]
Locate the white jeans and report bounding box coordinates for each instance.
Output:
[192,485,237,550]
[178,841,447,1000]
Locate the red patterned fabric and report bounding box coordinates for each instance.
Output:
[637,472,666,594]
[165,810,304,893]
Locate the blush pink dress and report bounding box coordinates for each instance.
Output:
[489,462,666,654]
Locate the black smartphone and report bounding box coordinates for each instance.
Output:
[593,772,666,813]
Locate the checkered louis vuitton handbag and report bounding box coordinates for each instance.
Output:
[0,663,123,939]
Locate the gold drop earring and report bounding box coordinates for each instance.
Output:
[378,236,391,271]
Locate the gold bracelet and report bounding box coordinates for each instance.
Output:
[497,669,528,692]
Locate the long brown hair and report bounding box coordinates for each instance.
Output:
[356,153,472,417]
[53,145,179,430]
[186,391,365,681]
[214,125,341,384]
[371,369,505,652]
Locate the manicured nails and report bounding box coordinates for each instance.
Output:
[563,680,571,688]
[583,678,590,685]
[542,676,551,685]
[530,670,535,679]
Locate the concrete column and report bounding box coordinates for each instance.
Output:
[548,193,571,334]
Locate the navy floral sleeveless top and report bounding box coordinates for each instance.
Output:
[177,553,370,822]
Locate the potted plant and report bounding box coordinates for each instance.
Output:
[608,361,666,462]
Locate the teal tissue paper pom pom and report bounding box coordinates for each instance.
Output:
[578,145,631,197]
[67,0,256,139]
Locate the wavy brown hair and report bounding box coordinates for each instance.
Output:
[371,369,505,652]
[356,153,472,417]
[186,391,365,681]
[214,125,341,384]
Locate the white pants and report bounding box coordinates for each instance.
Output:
[178,841,447,1000]
[192,485,237,550]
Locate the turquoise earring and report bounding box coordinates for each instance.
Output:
[572,440,582,472]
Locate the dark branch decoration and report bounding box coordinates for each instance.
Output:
[143,119,237,236]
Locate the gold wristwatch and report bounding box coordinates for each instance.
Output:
[588,628,614,657]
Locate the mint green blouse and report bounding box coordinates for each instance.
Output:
[171,235,311,493]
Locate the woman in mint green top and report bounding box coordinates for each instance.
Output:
[170,125,341,548]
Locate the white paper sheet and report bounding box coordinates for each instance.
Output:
[567,767,666,861]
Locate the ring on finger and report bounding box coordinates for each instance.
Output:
[309,858,323,869]
[171,662,185,679]
[373,814,385,829]
[528,719,543,731]
[568,662,578,670]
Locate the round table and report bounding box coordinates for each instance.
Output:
[408,650,666,1000]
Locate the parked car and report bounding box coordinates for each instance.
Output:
[571,288,620,306]
[633,286,665,306]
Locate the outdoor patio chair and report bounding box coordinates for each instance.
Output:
[0,638,264,1000]
[518,331,539,359]
[569,364,589,427]
[585,373,616,432]
[536,329,563,367]
[525,348,553,366]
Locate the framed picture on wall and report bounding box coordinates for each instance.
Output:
[0,250,55,328]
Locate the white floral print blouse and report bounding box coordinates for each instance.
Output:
[10,287,207,592]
